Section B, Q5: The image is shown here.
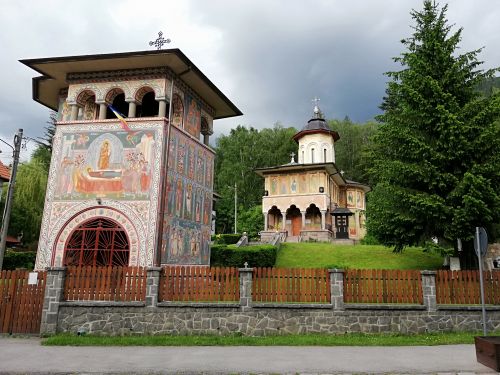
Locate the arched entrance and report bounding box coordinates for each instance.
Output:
[286,205,302,236]
[63,218,130,267]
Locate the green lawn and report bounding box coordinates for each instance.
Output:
[43,331,482,346]
[276,243,443,270]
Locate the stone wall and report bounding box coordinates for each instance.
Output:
[57,304,500,336]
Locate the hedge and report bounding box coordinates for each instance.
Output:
[213,234,242,245]
[210,244,277,267]
[2,250,36,270]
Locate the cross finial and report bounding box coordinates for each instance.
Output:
[312,97,321,119]
[290,152,296,163]
[149,31,171,50]
[244,261,248,268]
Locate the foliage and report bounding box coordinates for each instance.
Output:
[328,118,378,184]
[276,243,443,269]
[366,1,500,265]
[213,234,242,245]
[237,205,263,238]
[2,249,36,270]
[43,331,482,346]
[210,244,278,267]
[213,124,296,234]
[359,232,381,245]
[7,159,48,245]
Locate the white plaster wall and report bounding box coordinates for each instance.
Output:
[298,133,335,163]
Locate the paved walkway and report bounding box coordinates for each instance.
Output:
[0,337,496,374]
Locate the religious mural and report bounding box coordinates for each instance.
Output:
[54,130,156,200]
[184,94,201,138]
[171,94,184,128]
[161,126,213,265]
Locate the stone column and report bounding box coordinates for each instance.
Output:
[158,99,167,117]
[421,270,437,312]
[239,266,253,311]
[264,213,268,231]
[127,101,137,118]
[203,133,210,146]
[301,210,306,229]
[40,267,66,335]
[145,267,162,308]
[70,104,79,121]
[320,210,327,230]
[329,269,345,311]
[98,103,107,120]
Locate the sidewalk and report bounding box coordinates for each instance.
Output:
[0,337,496,374]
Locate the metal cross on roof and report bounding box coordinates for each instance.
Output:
[312,97,321,118]
[149,31,171,50]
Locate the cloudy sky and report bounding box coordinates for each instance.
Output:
[0,0,499,162]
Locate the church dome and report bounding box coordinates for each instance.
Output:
[292,105,340,143]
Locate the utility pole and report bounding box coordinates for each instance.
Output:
[0,129,23,270]
[234,182,237,234]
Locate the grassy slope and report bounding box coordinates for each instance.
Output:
[276,243,443,269]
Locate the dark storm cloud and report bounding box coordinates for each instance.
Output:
[0,0,498,155]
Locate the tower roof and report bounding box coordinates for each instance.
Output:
[292,105,340,143]
[20,49,242,120]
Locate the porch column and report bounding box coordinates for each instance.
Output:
[158,99,167,117]
[203,133,210,145]
[321,210,327,230]
[301,210,306,229]
[264,213,268,231]
[70,104,79,121]
[98,102,107,120]
[127,100,137,118]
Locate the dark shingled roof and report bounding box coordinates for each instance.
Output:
[293,117,340,143]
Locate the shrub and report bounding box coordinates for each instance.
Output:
[210,244,278,267]
[3,250,36,270]
[360,233,380,245]
[214,234,242,245]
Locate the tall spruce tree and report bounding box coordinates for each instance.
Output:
[367,1,500,266]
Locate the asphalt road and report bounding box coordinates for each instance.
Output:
[0,337,496,374]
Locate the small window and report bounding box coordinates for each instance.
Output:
[302,151,304,163]
[324,149,327,162]
[311,148,315,163]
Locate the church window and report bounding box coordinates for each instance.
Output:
[63,218,130,267]
[311,148,315,163]
[323,148,327,162]
[302,151,304,163]
[137,91,159,117]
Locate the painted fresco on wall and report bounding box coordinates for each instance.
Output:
[347,190,355,208]
[184,94,201,138]
[172,94,184,128]
[299,174,307,193]
[54,130,156,200]
[161,126,213,265]
[270,177,278,195]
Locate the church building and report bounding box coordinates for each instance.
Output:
[22,49,241,269]
[256,105,370,242]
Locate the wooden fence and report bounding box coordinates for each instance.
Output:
[0,270,47,334]
[436,270,500,305]
[344,269,423,304]
[252,267,330,303]
[160,266,240,302]
[64,266,146,302]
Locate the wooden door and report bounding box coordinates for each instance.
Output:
[0,270,47,334]
[335,215,349,239]
[291,215,302,236]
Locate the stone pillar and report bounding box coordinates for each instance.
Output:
[98,103,107,120]
[301,210,306,229]
[203,133,210,146]
[70,104,79,121]
[421,270,437,312]
[320,210,327,230]
[239,266,253,311]
[145,267,162,308]
[329,269,344,311]
[40,267,66,335]
[127,101,137,118]
[264,213,268,231]
[281,212,286,233]
[158,99,167,117]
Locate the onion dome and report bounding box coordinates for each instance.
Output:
[292,103,340,143]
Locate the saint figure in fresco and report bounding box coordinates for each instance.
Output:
[290,178,297,193]
[185,183,193,218]
[98,140,111,170]
[271,177,278,195]
[176,179,183,215]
